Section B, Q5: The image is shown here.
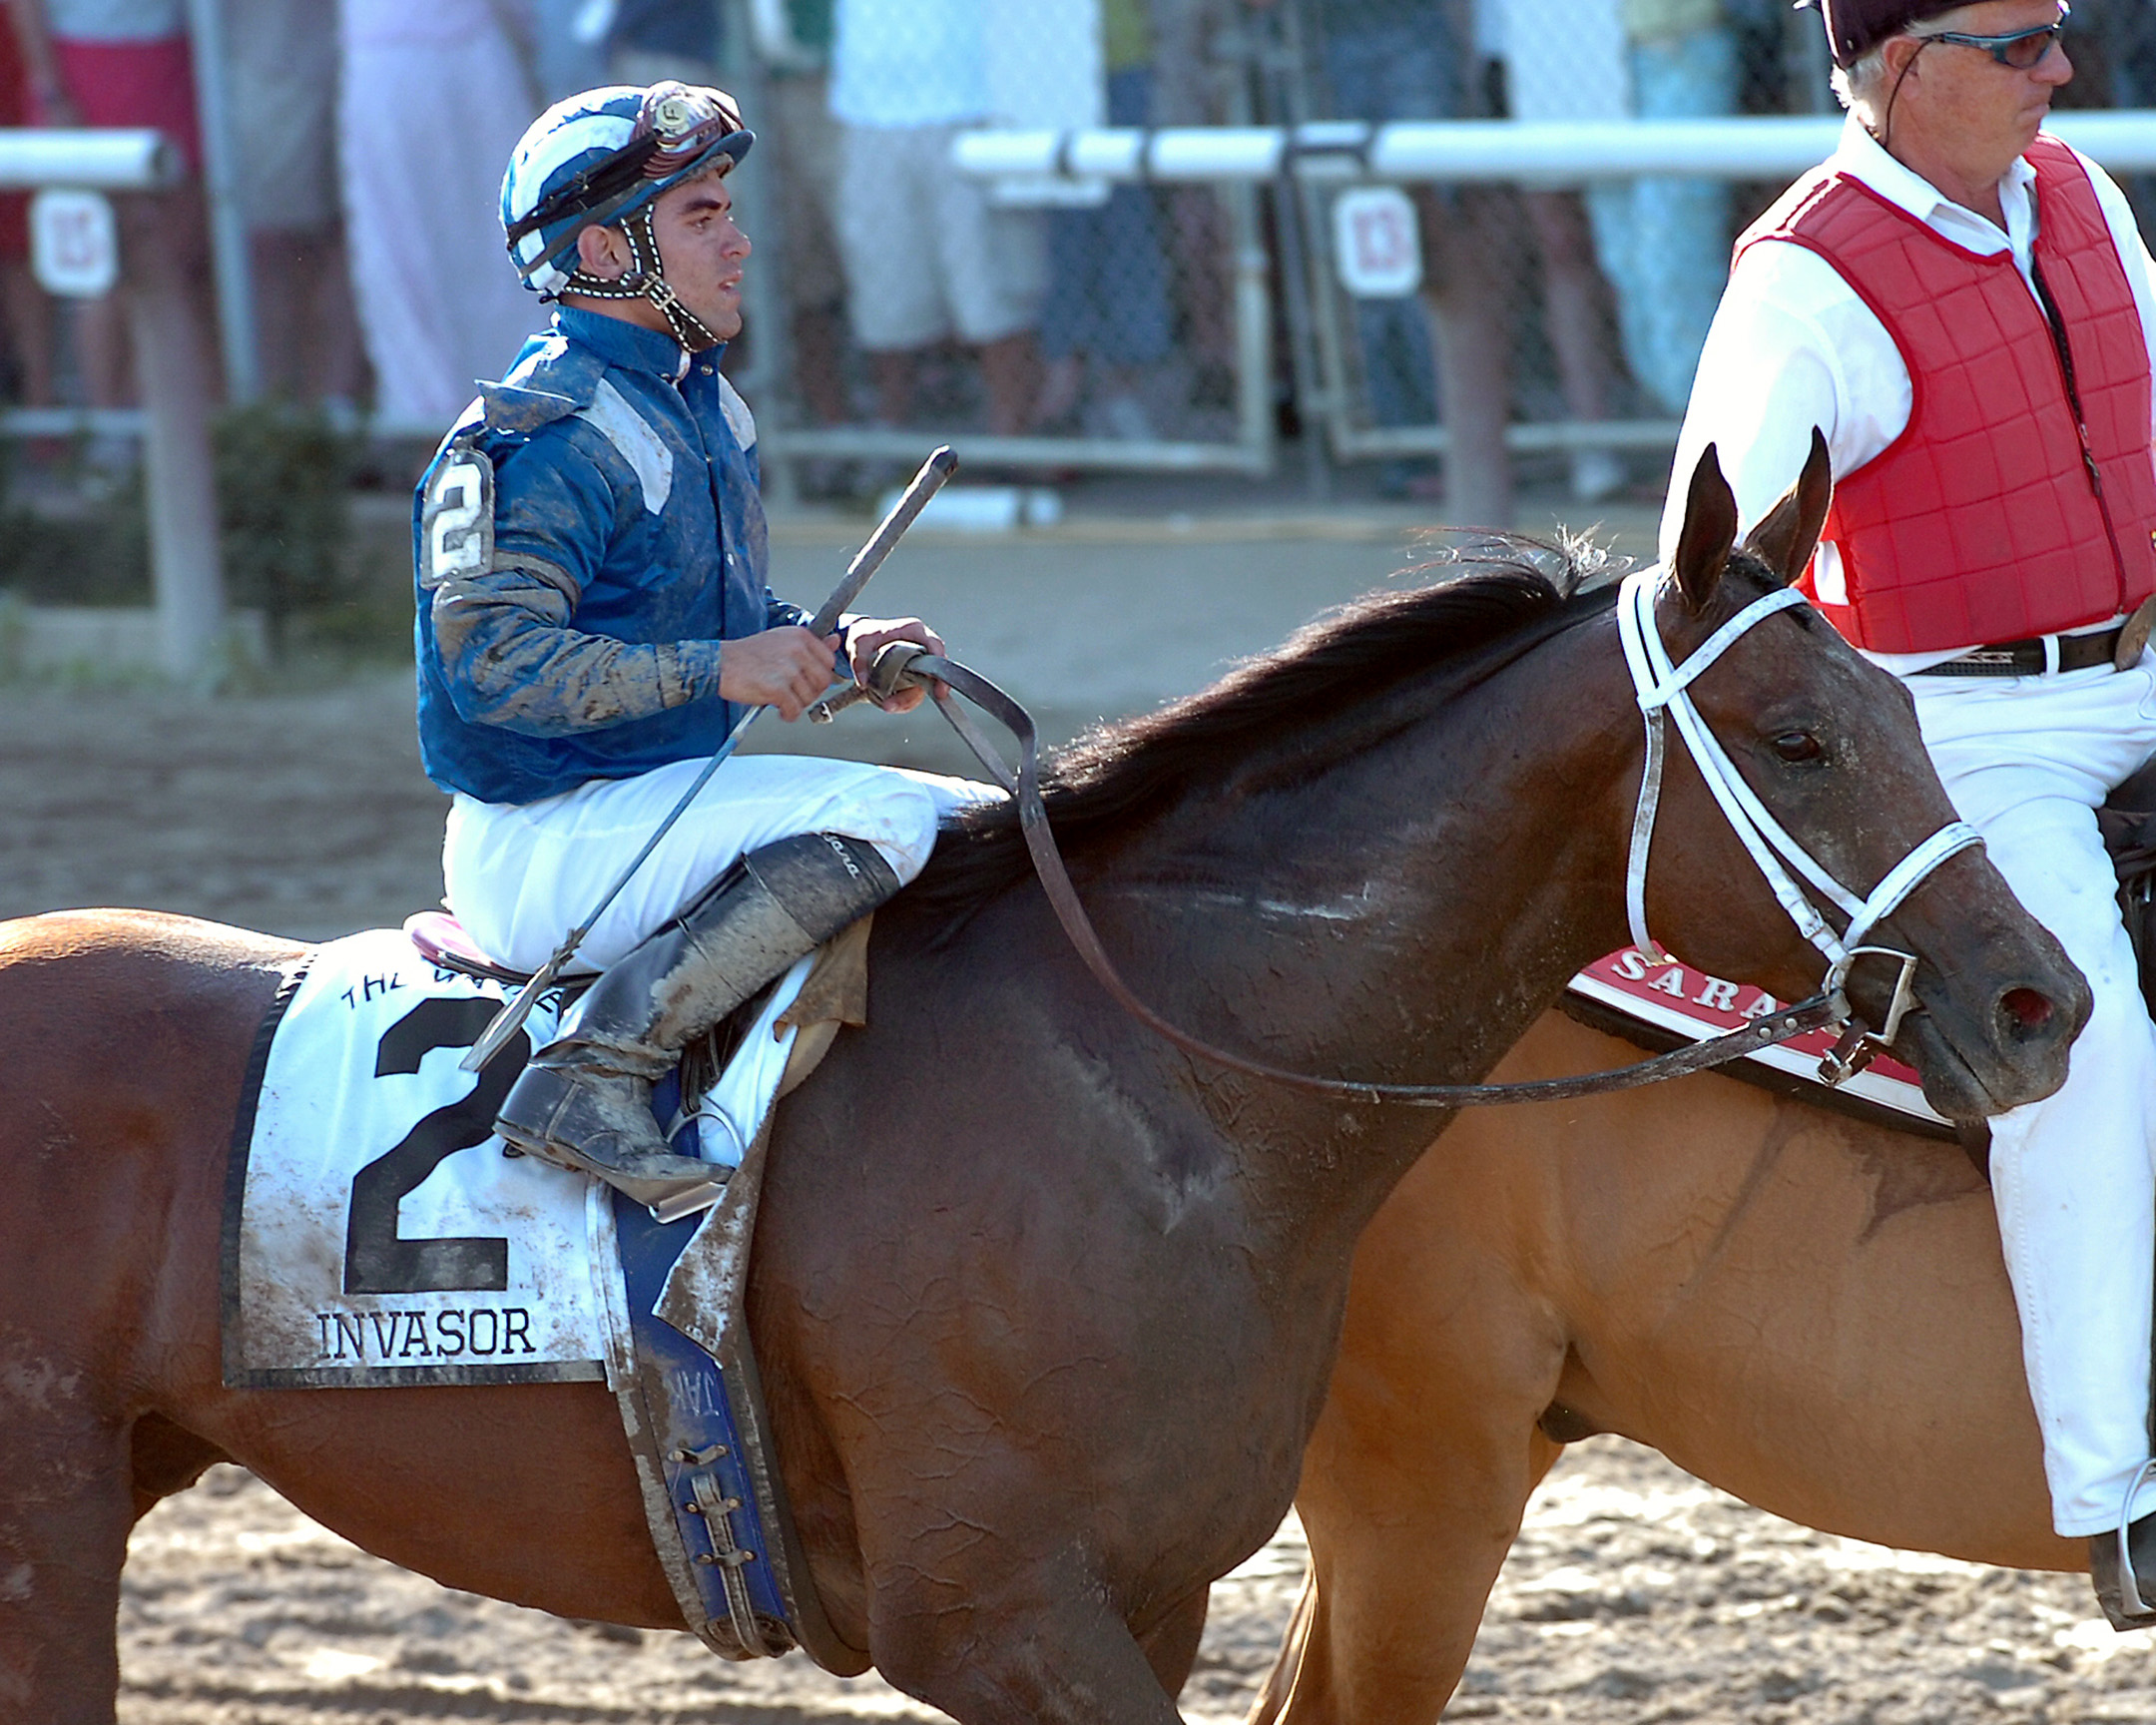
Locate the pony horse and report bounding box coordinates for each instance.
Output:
[0,447,2083,1722]
[1251,1003,2111,1725]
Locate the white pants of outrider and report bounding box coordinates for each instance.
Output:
[1912,658,2156,1537]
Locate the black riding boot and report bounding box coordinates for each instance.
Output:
[495,832,901,1206]
[2092,1513,2156,1629]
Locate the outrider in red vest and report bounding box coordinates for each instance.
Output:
[1737,135,2156,654]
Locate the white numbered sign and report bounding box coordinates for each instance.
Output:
[31,189,119,299]
[1333,187,1423,300]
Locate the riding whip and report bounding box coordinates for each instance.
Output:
[461,443,959,1073]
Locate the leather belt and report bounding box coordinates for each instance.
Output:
[1914,626,2124,678]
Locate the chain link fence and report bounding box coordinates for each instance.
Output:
[721,0,1278,492]
[720,0,2156,516]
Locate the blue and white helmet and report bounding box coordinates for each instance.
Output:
[501,82,752,297]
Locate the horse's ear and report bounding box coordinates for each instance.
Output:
[1741,427,1834,588]
[1671,442,1740,615]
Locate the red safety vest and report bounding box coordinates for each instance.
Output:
[1736,136,2156,653]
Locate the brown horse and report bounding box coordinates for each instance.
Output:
[0,454,2083,1722]
[1251,1006,2093,1725]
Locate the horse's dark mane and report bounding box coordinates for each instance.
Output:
[910,533,1678,915]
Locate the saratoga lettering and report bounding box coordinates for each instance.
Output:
[1695,976,1740,1011]
[1602,948,1780,1019]
[312,1306,539,1362]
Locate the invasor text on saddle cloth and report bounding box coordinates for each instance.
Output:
[224,928,612,1389]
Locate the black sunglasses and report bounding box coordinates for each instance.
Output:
[1915,17,2067,70]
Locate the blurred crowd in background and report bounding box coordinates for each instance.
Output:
[2,0,2154,515]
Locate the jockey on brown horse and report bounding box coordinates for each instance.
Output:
[415,81,989,1209]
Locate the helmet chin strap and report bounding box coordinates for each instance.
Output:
[561,204,725,351]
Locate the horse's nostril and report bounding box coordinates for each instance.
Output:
[1999,987,2054,1035]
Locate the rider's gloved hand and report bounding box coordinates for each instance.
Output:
[840,617,946,713]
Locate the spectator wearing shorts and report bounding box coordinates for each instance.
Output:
[1032,0,1176,440]
[1581,0,1738,415]
[340,0,551,428]
[828,0,1044,434]
[225,0,364,402]
[8,0,218,426]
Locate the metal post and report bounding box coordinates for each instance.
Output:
[0,128,225,679]
[719,0,801,507]
[1250,1,1329,500]
[183,0,260,402]
[128,237,228,683]
[1229,182,1275,474]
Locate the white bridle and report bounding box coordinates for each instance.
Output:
[1614,568,1983,1040]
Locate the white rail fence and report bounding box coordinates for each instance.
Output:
[12,115,2156,675]
[951,114,2156,477]
[953,114,2156,186]
[0,128,227,683]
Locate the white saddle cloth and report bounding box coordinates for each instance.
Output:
[226,927,809,1388]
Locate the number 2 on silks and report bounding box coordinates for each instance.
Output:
[419,448,493,588]
[342,996,531,1296]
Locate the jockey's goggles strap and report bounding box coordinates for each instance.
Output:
[506,143,663,246]
[508,83,748,248]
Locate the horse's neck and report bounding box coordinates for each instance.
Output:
[1060,608,1642,1246]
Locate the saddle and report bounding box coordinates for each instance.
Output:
[398,907,870,1670]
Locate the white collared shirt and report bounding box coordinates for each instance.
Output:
[1658,115,2156,672]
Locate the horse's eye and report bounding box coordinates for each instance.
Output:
[1772,730,1822,763]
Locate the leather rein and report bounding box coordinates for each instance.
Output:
[837,570,1980,1108]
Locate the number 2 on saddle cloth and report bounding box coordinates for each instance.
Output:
[325,980,800,1660]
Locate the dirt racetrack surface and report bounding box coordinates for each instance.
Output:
[117,1446,2144,1725]
[4,510,2149,1721]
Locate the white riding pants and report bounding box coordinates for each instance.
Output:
[1911,657,2156,1537]
[441,753,998,974]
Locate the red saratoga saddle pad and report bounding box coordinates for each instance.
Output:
[1566,948,1950,1136]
